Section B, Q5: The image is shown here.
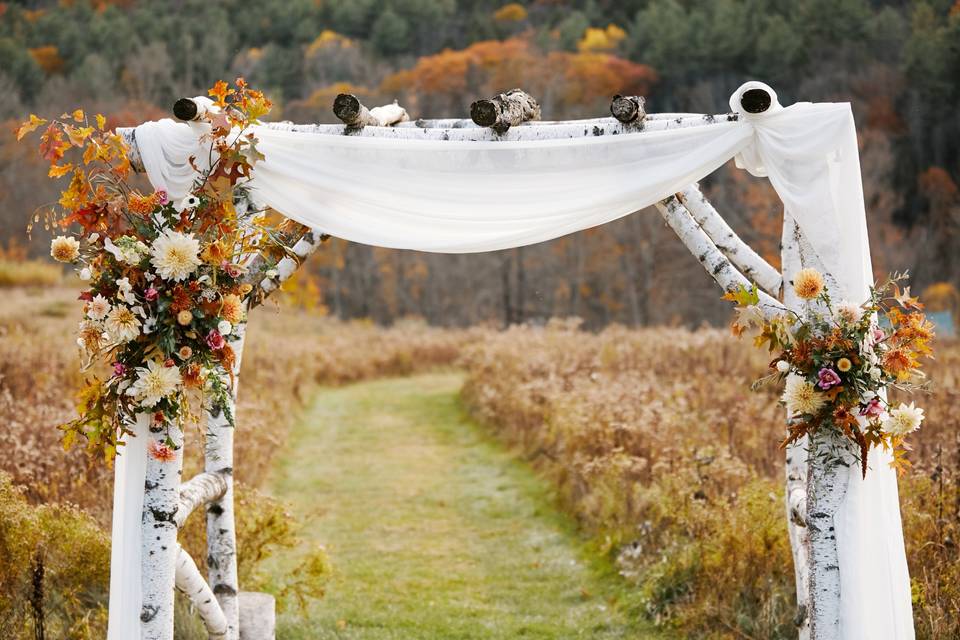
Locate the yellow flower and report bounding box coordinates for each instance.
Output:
[238,283,253,296]
[837,358,852,372]
[50,235,80,262]
[177,345,193,359]
[793,268,825,300]
[176,310,193,326]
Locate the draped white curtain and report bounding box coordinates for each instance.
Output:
[111,82,913,639]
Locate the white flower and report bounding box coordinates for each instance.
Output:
[776,360,791,373]
[869,366,882,381]
[87,294,111,321]
[881,402,924,436]
[835,300,863,325]
[126,360,182,408]
[105,305,141,342]
[79,267,92,281]
[145,272,156,282]
[781,373,826,417]
[174,194,200,213]
[50,235,80,262]
[217,320,232,335]
[143,316,157,335]
[150,230,202,281]
[87,233,100,243]
[116,277,136,304]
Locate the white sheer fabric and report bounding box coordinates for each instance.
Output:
[110,82,913,639]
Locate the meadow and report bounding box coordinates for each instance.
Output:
[1,286,957,638]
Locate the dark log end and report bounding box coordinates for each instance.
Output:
[333,93,361,122]
[173,98,198,122]
[741,88,772,114]
[610,94,646,124]
[470,99,498,128]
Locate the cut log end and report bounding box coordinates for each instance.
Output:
[333,93,361,123]
[469,100,499,128]
[740,88,772,114]
[173,98,199,122]
[610,95,646,124]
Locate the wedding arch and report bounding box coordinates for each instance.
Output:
[28,80,914,640]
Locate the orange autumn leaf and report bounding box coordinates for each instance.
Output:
[48,163,74,178]
[16,114,47,141]
[39,124,71,163]
[209,80,235,107]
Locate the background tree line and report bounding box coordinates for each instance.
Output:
[1,0,958,327]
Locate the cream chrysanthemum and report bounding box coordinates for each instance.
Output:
[881,402,924,436]
[50,235,80,262]
[782,373,826,417]
[150,230,202,281]
[127,360,182,408]
[793,268,825,300]
[105,305,141,342]
[835,300,863,325]
[219,293,245,325]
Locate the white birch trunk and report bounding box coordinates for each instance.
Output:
[175,545,229,639]
[403,112,707,129]
[204,320,247,640]
[470,88,541,134]
[333,94,409,128]
[781,215,811,639]
[140,418,184,640]
[175,471,228,529]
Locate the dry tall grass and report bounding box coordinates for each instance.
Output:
[0,287,477,638]
[460,320,960,639]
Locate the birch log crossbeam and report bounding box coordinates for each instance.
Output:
[655,194,785,316]
[332,94,409,129]
[469,88,541,134]
[676,185,783,297]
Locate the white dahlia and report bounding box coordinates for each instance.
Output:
[50,235,80,262]
[86,294,111,321]
[105,305,141,342]
[881,402,924,436]
[835,300,863,325]
[782,373,826,417]
[127,360,182,408]
[150,230,202,281]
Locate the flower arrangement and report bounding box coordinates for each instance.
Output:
[18,79,285,461]
[726,269,934,476]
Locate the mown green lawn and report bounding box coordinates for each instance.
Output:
[265,372,660,639]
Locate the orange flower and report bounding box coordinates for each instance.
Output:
[219,293,245,325]
[147,440,177,462]
[201,239,230,265]
[182,363,205,388]
[170,285,193,313]
[793,268,825,300]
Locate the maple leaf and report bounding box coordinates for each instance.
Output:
[96,114,106,130]
[16,114,47,141]
[72,109,84,122]
[209,80,235,107]
[48,162,73,178]
[59,169,91,210]
[65,125,94,147]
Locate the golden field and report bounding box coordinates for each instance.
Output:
[1,287,958,638]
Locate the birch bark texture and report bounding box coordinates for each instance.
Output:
[203,319,248,640]
[469,88,541,133]
[140,419,184,640]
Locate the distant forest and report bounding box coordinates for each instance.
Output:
[1,0,958,327]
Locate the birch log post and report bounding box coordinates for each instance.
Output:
[140,418,184,639]
[332,94,409,128]
[781,216,811,639]
[609,95,646,124]
[203,320,247,640]
[469,89,541,134]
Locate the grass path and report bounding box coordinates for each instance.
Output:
[266,372,658,639]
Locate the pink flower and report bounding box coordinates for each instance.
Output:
[112,362,127,377]
[206,330,225,350]
[872,328,885,344]
[860,397,884,418]
[163,358,176,368]
[817,367,841,390]
[223,263,244,278]
[145,287,159,301]
[148,440,177,462]
[155,190,169,205]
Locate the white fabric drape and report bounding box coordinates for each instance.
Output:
[111,82,912,639]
